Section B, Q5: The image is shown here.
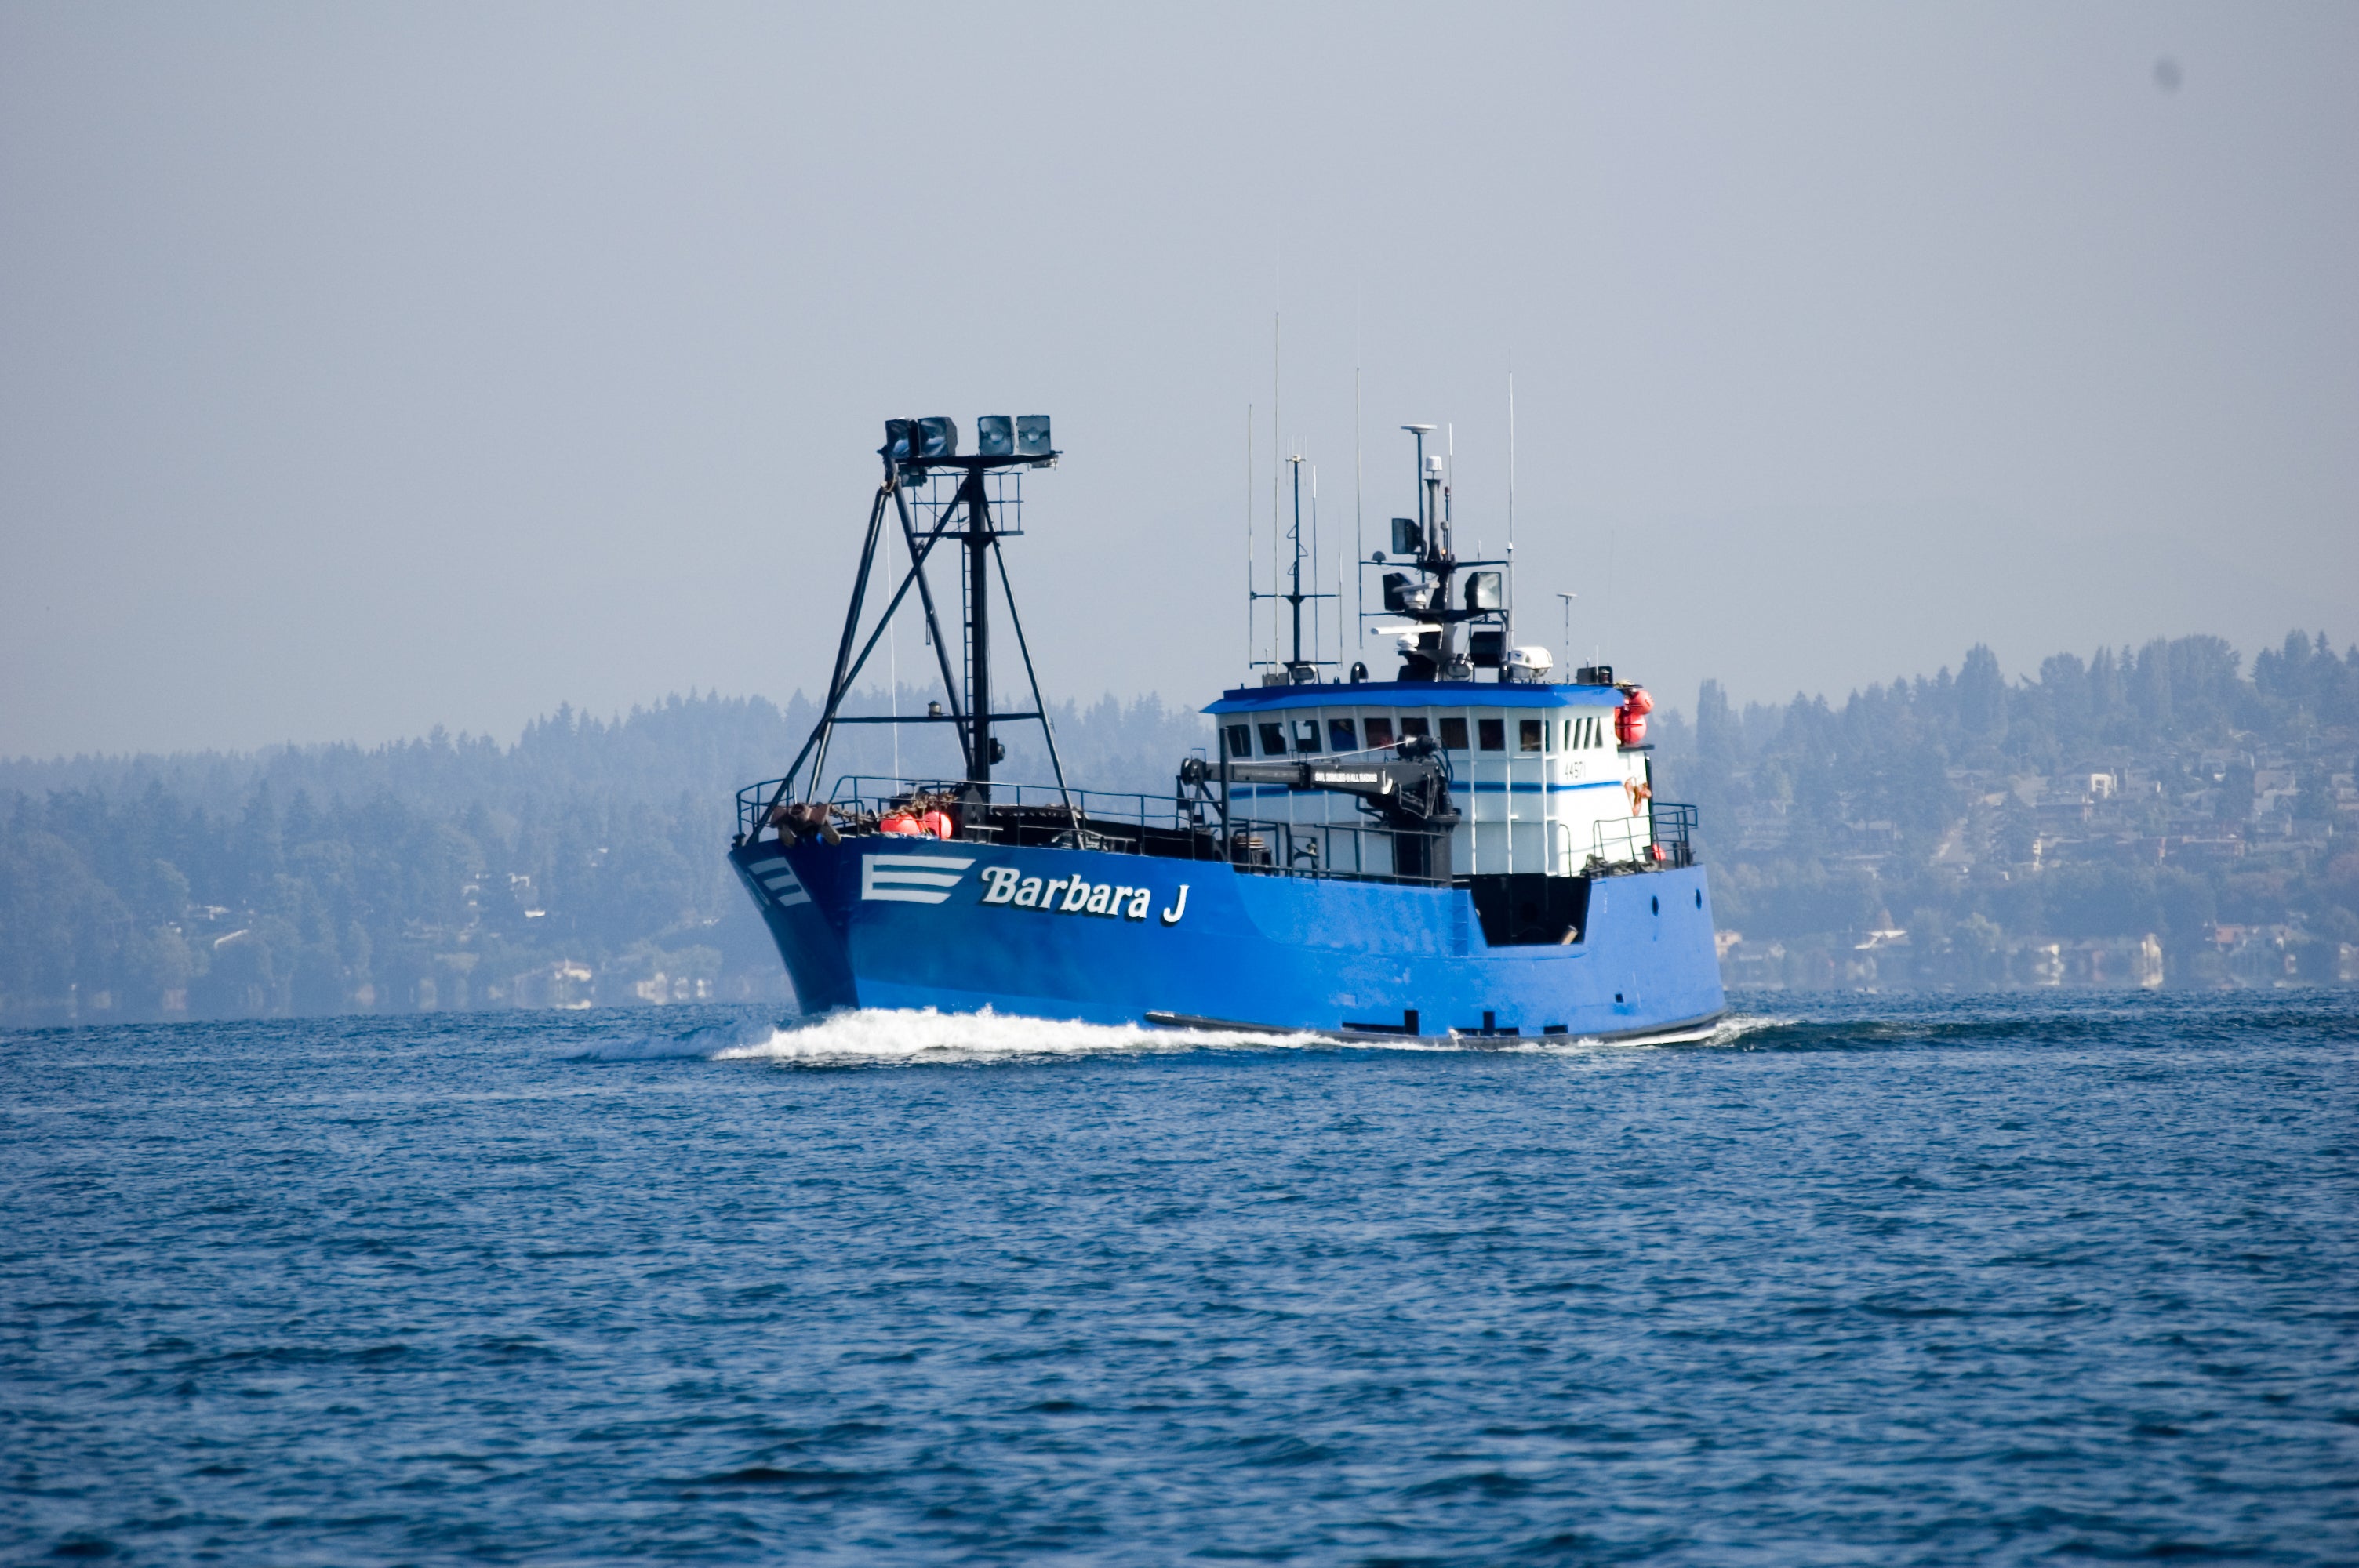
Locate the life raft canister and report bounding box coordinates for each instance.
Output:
[1614,685,1654,747]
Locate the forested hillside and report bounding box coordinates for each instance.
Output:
[5,631,2355,1025]
[0,688,1209,1025]
[1649,632,2359,989]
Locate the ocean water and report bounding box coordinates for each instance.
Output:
[4,993,2355,1566]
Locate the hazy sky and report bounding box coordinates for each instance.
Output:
[4,3,2354,759]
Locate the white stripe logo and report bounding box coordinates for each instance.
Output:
[861,853,976,905]
[743,855,811,908]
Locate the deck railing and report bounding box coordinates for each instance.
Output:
[736,775,1197,844]
[1590,802,1699,871]
[736,776,1699,880]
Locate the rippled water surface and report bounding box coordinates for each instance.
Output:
[5,993,2357,1564]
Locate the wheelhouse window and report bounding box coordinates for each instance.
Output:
[1327,717,1358,752]
[1258,722,1287,757]
[1520,718,1543,753]
[1225,724,1251,759]
[1364,716,1396,749]
[1292,718,1321,753]
[1439,717,1469,750]
[1400,716,1430,742]
[1478,718,1506,752]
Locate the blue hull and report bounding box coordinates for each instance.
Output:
[730,838,1725,1040]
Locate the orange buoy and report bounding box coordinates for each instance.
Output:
[918,808,954,840]
[878,811,922,836]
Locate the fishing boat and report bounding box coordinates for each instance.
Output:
[727,412,1725,1042]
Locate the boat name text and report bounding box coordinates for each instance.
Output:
[978,866,1188,925]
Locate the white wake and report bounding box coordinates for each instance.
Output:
[714,1007,1322,1065]
[570,1009,1783,1070]
[704,1007,1788,1066]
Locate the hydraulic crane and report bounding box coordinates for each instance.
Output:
[1180,736,1463,882]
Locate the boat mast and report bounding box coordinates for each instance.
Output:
[962,467,994,798]
[1248,449,1334,684]
[757,416,1067,832]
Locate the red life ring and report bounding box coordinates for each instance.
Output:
[1615,685,1654,746]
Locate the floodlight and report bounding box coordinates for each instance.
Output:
[1464,571,1503,611]
[1390,517,1422,555]
[1016,415,1052,456]
[883,418,960,460]
[977,416,1014,456]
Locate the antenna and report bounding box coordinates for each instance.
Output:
[1288,452,1305,672]
[1444,423,1455,549]
[1245,403,1254,676]
[1558,591,1576,660]
[1245,443,1337,684]
[1608,527,1616,663]
[1353,364,1363,653]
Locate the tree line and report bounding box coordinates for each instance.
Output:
[1649,631,2359,985]
[4,631,2354,1024]
[0,689,1211,1024]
